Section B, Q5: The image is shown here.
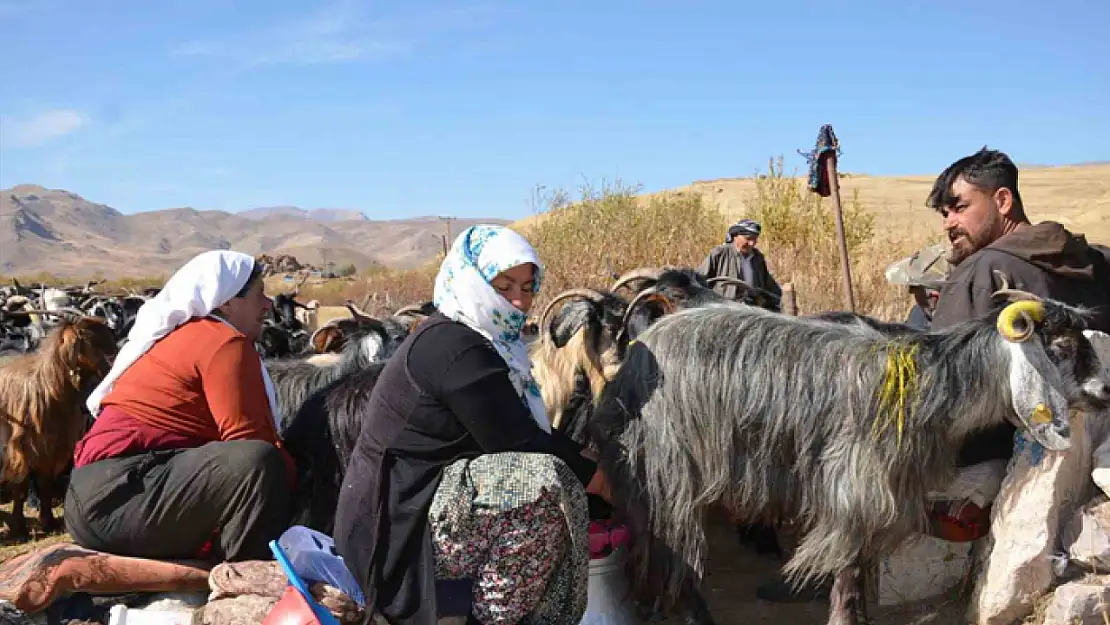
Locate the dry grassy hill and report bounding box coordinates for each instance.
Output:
[0,184,509,279]
[674,162,1110,246]
[513,163,1110,247]
[502,161,1110,322]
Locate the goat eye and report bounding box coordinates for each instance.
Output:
[1048,336,1077,361]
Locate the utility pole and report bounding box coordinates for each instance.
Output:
[439,216,457,247]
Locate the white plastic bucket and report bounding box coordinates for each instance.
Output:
[579,547,640,625]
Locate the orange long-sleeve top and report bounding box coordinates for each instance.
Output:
[73,317,294,482]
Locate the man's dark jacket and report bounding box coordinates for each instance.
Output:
[696,244,782,308]
[932,221,1110,332]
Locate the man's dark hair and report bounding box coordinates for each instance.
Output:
[926,147,1025,218]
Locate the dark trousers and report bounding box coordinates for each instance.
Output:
[64,440,292,561]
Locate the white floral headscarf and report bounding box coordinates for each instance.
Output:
[433,225,549,432]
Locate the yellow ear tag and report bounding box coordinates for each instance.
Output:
[1031,403,1054,425]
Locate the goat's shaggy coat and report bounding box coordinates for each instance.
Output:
[589,301,1106,625]
[283,363,386,534]
[0,317,118,536]
[268,329,397,432]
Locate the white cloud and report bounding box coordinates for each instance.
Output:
[0,109,87,148]
[171,1,497,68]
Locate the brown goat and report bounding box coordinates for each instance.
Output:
[0,315,118,538]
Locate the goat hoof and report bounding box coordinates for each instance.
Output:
[39,517,59,535]
[5,521,29,541]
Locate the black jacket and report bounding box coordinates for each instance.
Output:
[931,221,1110,467]
[932,221,1110,332]
[332,313,594,625]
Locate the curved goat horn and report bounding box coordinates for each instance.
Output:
[538,288,607,332]
[344,300,387,335]
[621,286,677,331]
[707,276,756,292]
[345,299,373,318]
[395,303,431,317]
[706,276,782,304]
[997,300,1045,343]
[611,267,666,293]
[990,270,1044,303]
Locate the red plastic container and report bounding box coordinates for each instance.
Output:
[263,586,325,625]
[588,520,631,560]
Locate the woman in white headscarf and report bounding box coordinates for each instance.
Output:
[64,250,294,562]
[333,225,610,625]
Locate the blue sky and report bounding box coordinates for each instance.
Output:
[0,0,1106,220]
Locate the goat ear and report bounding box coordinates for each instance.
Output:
[59,324,80,350]
[550,301,595,349]
[312,326,342,353]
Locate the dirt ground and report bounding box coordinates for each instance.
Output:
[658,513,967,625]
[3,505,969,624]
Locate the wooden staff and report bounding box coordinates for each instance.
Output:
[781,282,797,316]
[811,125,856,312]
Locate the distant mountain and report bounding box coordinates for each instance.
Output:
[237,205,371,222]
[0,184,511,279]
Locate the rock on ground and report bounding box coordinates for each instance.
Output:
[1063,495,1110,571]
[967,411,1097,625]
[1043,576,1110,625]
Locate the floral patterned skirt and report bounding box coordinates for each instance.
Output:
[428,452,590,625]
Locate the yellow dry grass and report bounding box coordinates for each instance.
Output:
[0,504,69,564]
[676,161,1110,246]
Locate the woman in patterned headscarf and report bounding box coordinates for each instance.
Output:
[334,225,610,625]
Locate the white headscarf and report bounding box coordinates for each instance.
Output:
[433,225,549,432]
[86,250,281,430]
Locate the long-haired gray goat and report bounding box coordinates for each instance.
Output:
[589,291,1110,625]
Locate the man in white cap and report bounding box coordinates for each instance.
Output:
[696,219,782,310]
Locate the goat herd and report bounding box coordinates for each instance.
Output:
[2,266,1109,625]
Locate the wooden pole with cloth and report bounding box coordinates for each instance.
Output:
[800,124,856,312]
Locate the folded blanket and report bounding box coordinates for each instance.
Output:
[206,561,364,625]
[0,543,211,614]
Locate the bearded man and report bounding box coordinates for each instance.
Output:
[928,147,1110,331]
[924,148,1110,533]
